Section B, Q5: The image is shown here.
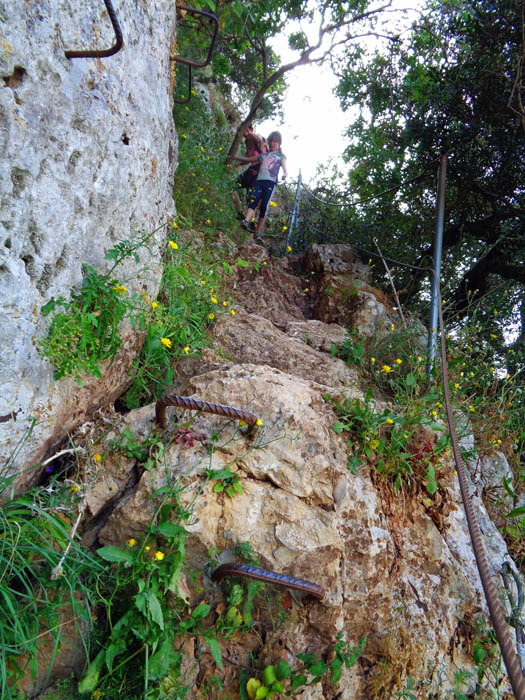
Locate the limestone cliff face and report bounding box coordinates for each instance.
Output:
[0,0,177,487]
[71,243,514,699]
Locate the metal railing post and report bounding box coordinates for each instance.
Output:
[286,170,302,249]
[427,155,447,376]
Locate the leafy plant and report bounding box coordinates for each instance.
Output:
[37,228,163,384]
[0,490,103,699]
[79,482,198,697]
[205,466,243,498]
[243,633,366,698]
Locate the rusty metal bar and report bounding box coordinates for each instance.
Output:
[171,6,219,67]
[155,394,259,437]
[65,0,123,59]
[211,562,325,600]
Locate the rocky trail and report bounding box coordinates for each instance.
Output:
[29,237,516,699]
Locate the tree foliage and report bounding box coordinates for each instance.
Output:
[325,0,524,367]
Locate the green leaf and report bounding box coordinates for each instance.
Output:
[332,422,346,434]
[289,673,307,693]
[235,258,251,268]
[425,463,438,495]
[96,546,134,564]
[405,372,416,387]
[262,666,276,686]
[221,261,233,275]
[205,635,224,670]
[192,602,211,620]
[247,678,261,700]
[507,505,525,518]
[154,522,188,538]
[330,657,343,684]
[78,649,105,694]
[309,659,326,677]
[275,661,291,680]
[147,591,164,630]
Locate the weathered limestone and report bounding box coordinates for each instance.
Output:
[0,0,177,487]
[95,360,514,698]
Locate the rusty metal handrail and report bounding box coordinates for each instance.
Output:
[171,6,219,68]
[155,395,260,437]
[65,0,123,59]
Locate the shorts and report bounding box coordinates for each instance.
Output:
[248,180,275,218]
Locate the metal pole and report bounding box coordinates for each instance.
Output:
[427,155,447,377]
[286,170,302,249]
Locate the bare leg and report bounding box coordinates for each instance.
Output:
[244,207,255,223]
[256,217,266,235]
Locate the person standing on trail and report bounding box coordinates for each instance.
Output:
[234,130,287,239]
[230,123,266,219]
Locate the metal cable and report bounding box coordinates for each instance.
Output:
[299,160,437,208]
[437,284,525,699]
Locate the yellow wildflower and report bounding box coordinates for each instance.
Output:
[200,146,205,152]
[283,226,288,231]
[127,538,137,547]
[304,288,309,292]
[169,240,179,250]
[183,346,190,355]
[145,546,151,551]
[181,134,187,139]
[432,410,437,416]
[222,301,228,306]
[469,405,475,412]
[208,313,215,320]
[454,383,459,389]
[160,337,172,348]
[200,280,206,285]
[239,420,247,427]
[469,371,474,377]
[206,219,211,225]
[172,221,178,229]
[287,246,292,252]
[269,201,277,207]
[210,296,218,304]
[112,284,127,295]
[417,356,422,362]
[154,551,165,561]
[93,453,102,463]
[385,418,394,424]
[152,301,158,309]
[381,364,393,373]
[230,309,235,316]
[390,323,395,331]
[395,358,402,365]
[71,484,79,493]
[256,419,263,426]
[490,333,497,339]
[370,357,376,364]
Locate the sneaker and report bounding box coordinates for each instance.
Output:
[249,221,257,232]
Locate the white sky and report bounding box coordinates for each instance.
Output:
[257,59,348,185]
[256,2,421,186]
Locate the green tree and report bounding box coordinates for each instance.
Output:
[331,0,524,365]
[175,1,405,163]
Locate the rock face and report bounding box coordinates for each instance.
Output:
[97,363,513,699]
[82,244,513,699]
[0,1,177,487]
[302,243,397,336]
